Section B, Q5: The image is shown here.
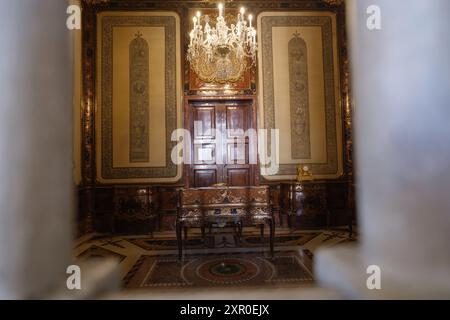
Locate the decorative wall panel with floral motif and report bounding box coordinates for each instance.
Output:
[257,11,343,180]
[96,11,182,183]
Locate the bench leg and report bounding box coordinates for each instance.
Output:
[260,224,264,241]
[201,225,205,240]
[269,219,275,259]
[238,221,243,237]
[235,223,240,247]
[183,226,188,241]
[176,221,183,260]
[349,213,353,239]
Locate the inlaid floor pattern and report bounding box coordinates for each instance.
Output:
[75,228,356,289]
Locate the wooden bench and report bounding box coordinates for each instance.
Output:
[176,186,275,259]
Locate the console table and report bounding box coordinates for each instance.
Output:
[176,186,274,259]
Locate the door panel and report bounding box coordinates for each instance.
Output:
[193,107,215,140]
[194,169,217,187]
[223,104,251,186]
[194,144,216,165]
[226,107,246,138]
[226,143,247,164]
[226,168,250,186]
[188,100,255,187]
[190,104,221,187]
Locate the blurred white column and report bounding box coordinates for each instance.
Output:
[316,0,450,298]
[0,0,73,298]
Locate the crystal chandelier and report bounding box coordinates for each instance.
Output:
[187,3,257,83]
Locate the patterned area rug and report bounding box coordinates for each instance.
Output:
[123,251,313,288]
[127,231,320,251]
[74,228,356,290]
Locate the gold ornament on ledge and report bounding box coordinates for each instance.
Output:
[296,164,313,182]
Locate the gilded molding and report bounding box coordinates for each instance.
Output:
[323,0,345,6]
[81,3,97,186]
[83,0,109,4]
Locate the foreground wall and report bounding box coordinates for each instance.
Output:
[316,0,450,298]
[0,0,73,298]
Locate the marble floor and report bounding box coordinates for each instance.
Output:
[75,227,356,290]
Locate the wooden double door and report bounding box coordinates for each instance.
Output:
[187,99,257,187]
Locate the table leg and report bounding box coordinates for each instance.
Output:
[235,222,241,247]
[176,221,182,260]
[269,219,275,259]
[326,210,331,230]
[287,213,292,229]
[238,221,243,237]
[349,213,353,239]
[201,225,205,240]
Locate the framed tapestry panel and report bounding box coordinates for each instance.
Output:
[96,11,182,183]
[257,11,343,180]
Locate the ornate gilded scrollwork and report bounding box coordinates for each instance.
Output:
[179,208,203,227]
[189,13,249,84]
[323,0,345,6]
[249,187,269,203]
[83,0,110,4]
[191,46,247,84]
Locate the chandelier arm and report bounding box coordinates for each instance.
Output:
[187,5,258,82]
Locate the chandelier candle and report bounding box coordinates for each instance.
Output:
[187,3,258,83]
